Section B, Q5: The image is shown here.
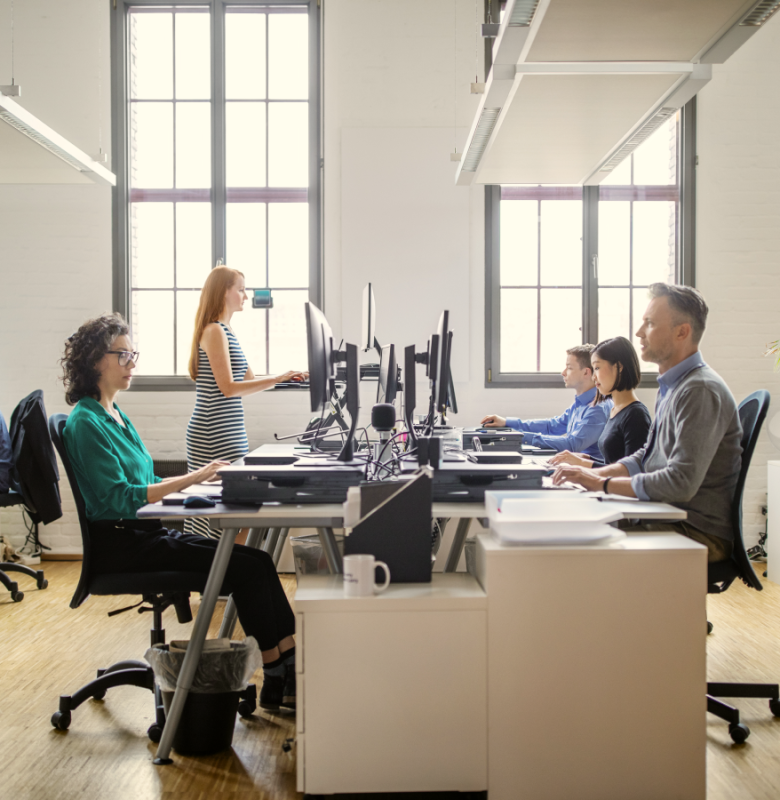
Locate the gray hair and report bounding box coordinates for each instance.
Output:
[648,283,708,344]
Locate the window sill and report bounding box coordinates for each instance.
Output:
[486,374,660,390]
[128,376,196,392]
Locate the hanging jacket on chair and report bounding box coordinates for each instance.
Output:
[9,390,62,524]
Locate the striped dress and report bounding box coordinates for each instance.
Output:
[185,322,249,538]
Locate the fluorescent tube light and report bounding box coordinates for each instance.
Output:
[0,94,116,186]
[742,0,780,26]
[461,108,501,172]
[509,0,541,27]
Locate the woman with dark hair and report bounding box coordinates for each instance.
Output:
[61,313,297,711]
[549,336,651,468]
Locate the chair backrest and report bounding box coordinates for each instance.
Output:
[729,390,771,591]
[49,413,94,609]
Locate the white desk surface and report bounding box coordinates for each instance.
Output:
[137,487,684,524]
[478,530,704,555]
[295,573,487,612]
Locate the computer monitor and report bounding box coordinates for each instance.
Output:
[404,344,418,445]
[361,283,380,357]
[444,330,458,415]
[377,344,398,404]
[304,302,360,462]
[426,310,449,415]
[305,301,334,413]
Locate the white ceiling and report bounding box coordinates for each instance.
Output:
[457,0,769,186]
[525,0,760,63]
[478,73,682,185]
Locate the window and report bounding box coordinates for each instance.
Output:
[112,0,320,388]
[486,100,695,388]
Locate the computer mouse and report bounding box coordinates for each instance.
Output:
[183,495,217,509]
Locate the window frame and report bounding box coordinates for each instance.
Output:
[484,98,697,390]
[110,0,321,391]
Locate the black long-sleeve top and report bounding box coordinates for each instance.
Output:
[591,401,652,467]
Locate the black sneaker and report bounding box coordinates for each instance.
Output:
[259,672,284,710]
[282,662,296,710]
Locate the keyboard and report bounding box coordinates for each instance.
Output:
[275,381,310,389]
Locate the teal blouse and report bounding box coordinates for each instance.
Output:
[63,397,162,521]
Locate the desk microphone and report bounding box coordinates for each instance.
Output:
[372,403,396,464]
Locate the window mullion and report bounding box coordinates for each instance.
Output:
[582,185,599,345]
[212,2,227,265]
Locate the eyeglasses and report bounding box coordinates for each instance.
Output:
[106,350,140,367]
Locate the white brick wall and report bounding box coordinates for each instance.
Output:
[697,16,780,546]
[2,0,779,553]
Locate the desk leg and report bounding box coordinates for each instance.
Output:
[317,527,342,574]
[263,527,281,557]
[154,526,239,765]
[272,527,290,567]
[444,518,472,573]
[217,528,268,640]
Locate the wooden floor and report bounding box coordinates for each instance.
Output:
[3,562,780,800]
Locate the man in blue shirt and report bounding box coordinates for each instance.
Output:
[481,345,610,460]
[0,410,12,493]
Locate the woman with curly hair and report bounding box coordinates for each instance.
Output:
[60,313,297,710]
[186,266,306,539]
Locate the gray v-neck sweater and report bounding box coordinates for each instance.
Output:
[619,364,743,542]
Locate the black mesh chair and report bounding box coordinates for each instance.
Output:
[706,390,780,743]
[48,413,256,740]
[0,490,47,602]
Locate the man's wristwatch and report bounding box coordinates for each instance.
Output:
[603,477,612,495]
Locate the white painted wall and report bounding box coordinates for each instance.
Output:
[1,0,778,552]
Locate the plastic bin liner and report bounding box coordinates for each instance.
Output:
[144,637,262,694]
[291,533,344,579]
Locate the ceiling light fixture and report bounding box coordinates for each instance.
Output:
[0,93,116,186]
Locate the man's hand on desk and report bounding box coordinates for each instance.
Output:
[549,450,593,468]
[480,414,507,428]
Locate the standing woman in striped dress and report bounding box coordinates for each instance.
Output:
[186,266,307,538]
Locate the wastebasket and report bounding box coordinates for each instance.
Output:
[290,533,345,579]
[145,637,262,756]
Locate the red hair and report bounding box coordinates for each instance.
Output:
[188,266,244,380]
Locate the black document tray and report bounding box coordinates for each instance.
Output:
[344,470,433,583]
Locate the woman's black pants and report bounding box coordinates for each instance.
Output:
[90,520,295,652]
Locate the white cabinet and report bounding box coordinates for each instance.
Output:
[476,532,706,800]
[295,574,487,795]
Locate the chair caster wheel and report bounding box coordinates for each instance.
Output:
[282,737,294,753]
[38,578,48,590]
[707,620,713,634]
[729,723,750,744]
[769,699,780,717]
[51,710,71,730]
[238,700,255,719]
[92,690,106,701]
[11,590,24,602]
[148,723,163,743]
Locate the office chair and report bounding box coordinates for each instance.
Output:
[48,414,256,740]
[0,491,48,602]
[705,390,780,743]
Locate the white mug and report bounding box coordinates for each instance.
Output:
[343,554,391,598]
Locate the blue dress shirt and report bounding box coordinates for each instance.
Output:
[624,351,707,500]
[505,387,611,459]
[0,411,12,493]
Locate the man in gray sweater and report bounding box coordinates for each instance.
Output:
[552,283,742,562]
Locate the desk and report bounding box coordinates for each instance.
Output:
[137,493,688,766]
[477,531,705,800]
[295,573,488,794]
